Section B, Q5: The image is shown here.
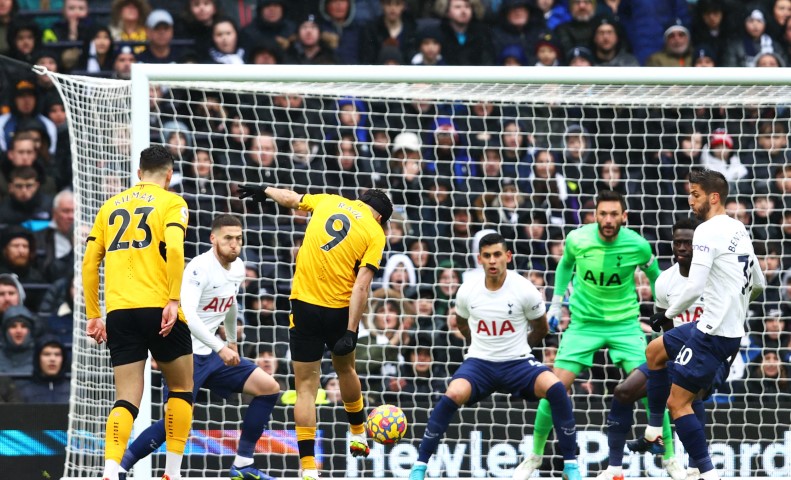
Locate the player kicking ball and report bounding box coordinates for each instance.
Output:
[119,215,281,480]
[408,233,581,480]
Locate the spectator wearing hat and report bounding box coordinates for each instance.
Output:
[534,31,561,65]
[0,80,58,155]
[700,128,748,184]
[0,226,45,283]
[692,45,717,66]
[383,131,424,212]
[111,44,136,79]
[137,9,179,63]
[0,305,37,376]
[492,0,546,66]
[246,39,285,64]
[618,0,689,65]
[7,20,41,64]
[410,23,445,65]
[691,0,739,63]
[753,50,786,66]
[16,336,70,403]
[426,116,476,190]
[591,14,638,66]
[554,0,597,56]
[317,0,363,64]
[0,273,25,318]
[0,166,52,226]
[722,8,785,67]
[565,45,594,65]
[437,0,494,65]
[645,18,693,66]
[285,14,338,64]
[109,0,150,54]
[359,0,417,65]
[240,0,295,53]
[32,50,62,99]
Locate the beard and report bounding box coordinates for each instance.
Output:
[598,223,621,240]
[693,202,710,220]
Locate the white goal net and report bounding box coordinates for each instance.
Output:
[54,65,791,479]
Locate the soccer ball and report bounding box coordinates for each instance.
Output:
[366,404,407,444]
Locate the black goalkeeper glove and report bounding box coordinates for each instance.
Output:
[238,184,269,204]
[649,312,670,333]
[333,330,358,356]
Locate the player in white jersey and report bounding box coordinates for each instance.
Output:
[118,215,282,480]
[408,233,581,480]
[640,170,765,480]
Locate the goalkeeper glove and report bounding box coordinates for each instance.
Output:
[547,295,563,333]
[649,312,670,333]
[238,184,269,203]
[333,330,358,356]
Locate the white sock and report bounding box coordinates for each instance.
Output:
[700,469,719,480]
[233,455,254,468]
[564,460,577,466]
[645,425,663,441]
[607,465,623,475]
[415,461,427,467]
[164,451,183,478]
[118,467,127,474]
[303,468,319,479]
[102,459,120,480]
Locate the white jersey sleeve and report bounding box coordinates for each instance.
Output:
[459,271,545,361]
[181,250,246,355]
[691,215,754,338]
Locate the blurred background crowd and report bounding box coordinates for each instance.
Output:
[0,0,790,409]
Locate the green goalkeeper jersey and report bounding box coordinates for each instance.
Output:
[555,223,661,323]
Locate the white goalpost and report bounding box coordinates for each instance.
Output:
[53,64,791,480]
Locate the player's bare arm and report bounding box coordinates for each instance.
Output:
[456,314,471,342]
[528,314,549,348]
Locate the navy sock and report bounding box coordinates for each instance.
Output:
[606,398,633,467]
[688,400,707,468]
[646,367,670,428]
[545,382,577,461]
[238,393,279,459]
[120,419,165,470]
[675,413,714,473]
[418,395,459,463]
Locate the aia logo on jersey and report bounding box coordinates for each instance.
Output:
[203,296,234,313]
[476,319,516,336]
[676,306,703,323]
[582,270,622,286]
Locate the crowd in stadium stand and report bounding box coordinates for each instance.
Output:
[1,0,791,407]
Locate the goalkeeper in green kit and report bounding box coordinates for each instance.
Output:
[514,190,680,480]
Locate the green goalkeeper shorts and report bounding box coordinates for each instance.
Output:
[554,319,647,375]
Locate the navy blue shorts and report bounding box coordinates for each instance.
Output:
[164,351,257,400]
[451,356,550,405]
[663,322,740,394]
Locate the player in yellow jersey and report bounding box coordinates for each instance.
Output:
[239,184,392,480]
[82,145,194,480]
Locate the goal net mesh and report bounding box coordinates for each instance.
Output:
[53,71,791,478]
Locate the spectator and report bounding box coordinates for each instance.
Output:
[360,0,416,65]
[109,0,150,53]
[176,0,219,56]
[0,305,36,376]
[0,0,15,56]
[438,0,494,65]
[383,131,424,211]
[755,242,783,305]
[111,44,136,79]
[691,0,738,63]
[565,45,595,66]
[535,0,572,31]
[381,253,417,294]
[591,15,638,66]
[285,14,337,64]
[0,273,24,317]
[692,45,717,66]
[246,38,285,63]
[534,31,561,65]
[646,18,692,66]
[0,226,46,283]
[433,260,460,317]
[16,337,70,403]
[433,305,466,373]
[722,9,783,67]
[38,276,73,350]
[137,9,179,63]
[620,0,690,65]
[410,23,445,65]
[733,350,791,404]
[426,116,475,189]
[699,128,748,185]
[0,166,53,226]
[527,149,580,226]
[0,80,58,155]
[319,0,364,64]
[752,307,786,350]
[555,0,596,54]
[768,0,791,40]
[7,20,40,64]
[240,0,295,53]
[34,190,74,282]
[77,26,116,73]
[0,375,21,402]
[390,343,445,403]
[491,0,546,66]
[0,132,57,197]
[206,17,245,64]
[753,50,785,66]
[42,0,93,71]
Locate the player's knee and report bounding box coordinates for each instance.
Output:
[613,384,634,404]
[646,340,666,369]
[666,395,685,419]
[263,376,281,395]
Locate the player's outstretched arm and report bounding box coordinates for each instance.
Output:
[527,314,549,348]
[239,184,302,210]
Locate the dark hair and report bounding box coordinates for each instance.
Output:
[0,275,19,290]
[10,165,38,182]
[211,214,243,231]
[689,167,728,201]
[359,188,393,225]
[478,232,507,251]
[139,145,174,172]
[596,189,627,212]
[672,217,701,234]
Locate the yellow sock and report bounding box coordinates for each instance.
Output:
[105,406,134,463]
[165,393,193,455]
[344,397,365,435]
[296,426,317,470]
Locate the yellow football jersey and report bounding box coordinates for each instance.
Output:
[290,194,386,308]
[83,182,189,318]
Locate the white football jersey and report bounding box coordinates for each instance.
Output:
[181,250,245,355]
[691,214,758,338]
[654,263,705,328]
[455,270,546,361]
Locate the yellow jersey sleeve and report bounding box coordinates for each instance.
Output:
[360,229,386,272]
[298,193,327,212]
